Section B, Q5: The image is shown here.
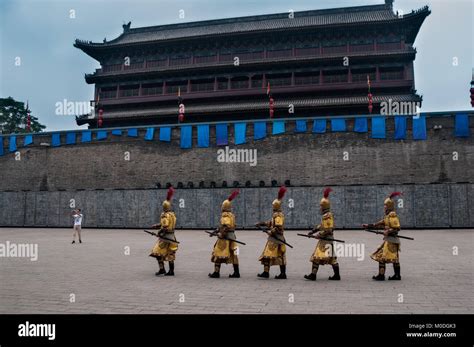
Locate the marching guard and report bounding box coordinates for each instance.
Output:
[256,186,288,279]
[304,188,340,281]
[208,190,241,278]
[149,187,178,276]
[363,192,403,281]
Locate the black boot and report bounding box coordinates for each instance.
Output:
[329,264,341,280]
[388,263,401,280]
[258,264,270,278]
[305,263,318,281]
[156,260,166,276]
[275,265,287,279]
[209,264,220,278]
[229,264,240,278]
[71,240,75,244]
[165,261,175,276]
[372,264,385,281]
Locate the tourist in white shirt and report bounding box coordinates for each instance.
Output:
[71,209,83,244]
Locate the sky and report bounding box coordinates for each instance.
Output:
[0,0,473,131]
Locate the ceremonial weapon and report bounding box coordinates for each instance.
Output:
[256,225,293,248]
[205,230,246,246]
[363,229,414,240]
[297,233,345,243]
[143,229,180,244]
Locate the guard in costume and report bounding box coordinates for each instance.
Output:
[256,186,288,279]
[150,187,178,276]
[363,192,403,281]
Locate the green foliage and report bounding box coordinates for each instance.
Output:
[0,97,46,134]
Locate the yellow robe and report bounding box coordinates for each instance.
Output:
[370,211,401,264]
[211,212,239,264]
[310,212,338,265]
[259,212,287,266]
[150,211,178,261]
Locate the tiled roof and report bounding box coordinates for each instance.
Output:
[74,4,429,49]
[93,94,421,120]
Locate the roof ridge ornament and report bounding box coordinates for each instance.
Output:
[385,0,394,8]
[122,21,131,33]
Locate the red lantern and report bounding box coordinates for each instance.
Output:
[178,103,185,122]
[368,93,373,114]
[98,109,104,127]
[269,97,274,118]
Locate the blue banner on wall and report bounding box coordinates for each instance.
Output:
[412,115,427,140]
[272,120,285,135]
[159,127,172,142]
[254,122,266,140]
[371,116,386,139]
[112,129,122,136]
[180,125,192,148]
[52,133,61,147]
[394,116,407,140]
[295,120,307,133]
[144,128,155,141]
[97,131,107,140]
[127,128,138,137]
[81,131,92,143]
[66,132,76,145]
[9,135,17,152]
[312,119,326,133]
[24,135,34,146]
[234,123,247,145]
[0,137,3,156]
[454,113,470,137]
[354,117,368,133]
[216,124,228,146]
[197,124,210,148]
[331,119,346,132]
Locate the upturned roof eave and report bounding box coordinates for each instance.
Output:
[74,5,430,61]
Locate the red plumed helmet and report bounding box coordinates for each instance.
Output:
[389,191,402,199]
[166,186,175,201]
[228,190,240,201]
[278,186,287,200]
[323,187,333,199]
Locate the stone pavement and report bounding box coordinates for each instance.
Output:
[0,228,472,314]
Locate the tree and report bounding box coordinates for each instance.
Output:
[0,97,46,134]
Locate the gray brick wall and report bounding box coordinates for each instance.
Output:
[0,117,472,191]
[0,184,472,228]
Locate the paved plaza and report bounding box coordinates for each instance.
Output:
[0,228,472,314]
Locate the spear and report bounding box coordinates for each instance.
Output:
[363,228,414,240]
[143,229,180,244]
[297,233,345,243]
[205,230,246,246]
[256,225,293,248]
